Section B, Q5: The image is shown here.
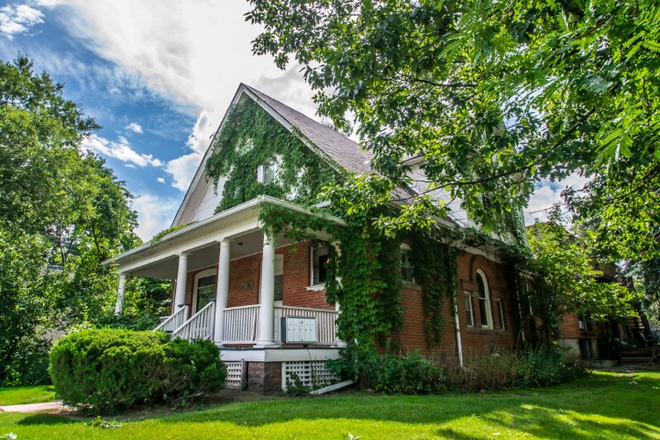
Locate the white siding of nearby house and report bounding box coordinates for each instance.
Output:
[191,177,227,223]
[407,164,471,227]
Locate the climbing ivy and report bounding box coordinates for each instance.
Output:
[205,100,339,212]
[411,233,458,347]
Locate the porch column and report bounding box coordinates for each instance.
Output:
[214,239,231,343]
[114,273,127,315]
[256,231,275,346]
[174,252,189,309]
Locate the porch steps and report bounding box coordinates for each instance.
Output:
[619,347,659,365]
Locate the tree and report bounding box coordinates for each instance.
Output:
[526,219,639,324]
[0,56,140,385]
[247,0,660,261]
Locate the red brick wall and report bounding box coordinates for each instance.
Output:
[395,250,516,356]
[177,241,332,311]
[558,313,605,340]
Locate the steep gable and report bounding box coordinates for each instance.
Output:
[172,85,354,226]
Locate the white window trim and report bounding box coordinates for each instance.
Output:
[309,244,328,288]
[464,291,475,328]
[192,268,217,314]
[257,155,282,184]
[477,269,493,330]
[496,299,505,330]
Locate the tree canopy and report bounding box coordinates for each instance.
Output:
[0,56,152,385]
[247,0,660,262]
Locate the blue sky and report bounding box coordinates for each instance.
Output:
[0,1,585,239]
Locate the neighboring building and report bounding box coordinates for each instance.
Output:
[104,84,528,392]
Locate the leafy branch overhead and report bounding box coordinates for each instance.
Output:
[247,0,660,261]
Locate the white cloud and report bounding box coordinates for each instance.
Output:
[525,174,592,224]
[157,177,165,184]
[132,193,180,241]
[54,1,312,117]
[126,122,143,133]
[81,134,162,167]
[163,108,219,191]
[0,4,44,39]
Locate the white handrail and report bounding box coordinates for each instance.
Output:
[172,301,216,341]
[154,305,189,332]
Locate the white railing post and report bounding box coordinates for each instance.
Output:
[174,252,189,309]
[214,239,231,343]
[256,231,275,346]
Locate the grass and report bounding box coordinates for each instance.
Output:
[0,371,658,439]
[0,386,55,406]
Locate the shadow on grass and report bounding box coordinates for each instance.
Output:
[17,413,73,426]
[157,371,660,439]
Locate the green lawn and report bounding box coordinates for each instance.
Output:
[0,386,55,406]
[0,371,658,439]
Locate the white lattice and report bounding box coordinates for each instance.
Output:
[224,361,244,389]
[282,361,338,391]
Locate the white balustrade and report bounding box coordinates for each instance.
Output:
[223,305,261,343]
[221,305,340,345]
[154,305,189,333]
[172,301,216,341]
[274,306,339,344]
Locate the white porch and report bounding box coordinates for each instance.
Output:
[104,196,345,350]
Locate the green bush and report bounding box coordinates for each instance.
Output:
[359,347,585,395]
[370,350,446,394]
[49,328,226,414]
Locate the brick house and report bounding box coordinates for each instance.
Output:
[104,84,527,392]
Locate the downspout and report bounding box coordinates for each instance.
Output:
[452,290,464,367]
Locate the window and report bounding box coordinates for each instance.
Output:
[578,313,594,332]
[400,245,414,283]
[311,245,329,286]
[476,270,493,329]
[257,157,279,184]
[464,292,474,327]
[274,254,283,301]
[193,269,217,313]
[496,299,505,330]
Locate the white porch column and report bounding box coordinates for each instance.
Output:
[214,239,231,343]
[174,253,189,309]
[256,231,276,346]
[114,273,127,315]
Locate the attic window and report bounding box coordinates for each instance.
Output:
[257,156,280,184]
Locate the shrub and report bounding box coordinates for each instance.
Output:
[49,328,226,414]
[370,350,446,394]
[357,347,585,395]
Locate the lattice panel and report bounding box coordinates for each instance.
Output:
[283,361,338,390]
[224,361,244,389]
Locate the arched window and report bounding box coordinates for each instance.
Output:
[476,269,493,329]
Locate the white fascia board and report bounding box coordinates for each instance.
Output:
[103,196,346,270]
[219,347,342,363]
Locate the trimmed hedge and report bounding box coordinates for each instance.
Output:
[49,328,226,414]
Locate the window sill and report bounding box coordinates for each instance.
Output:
[305,284,326,292]
[466,327,507,334]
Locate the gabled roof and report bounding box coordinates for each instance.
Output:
[172,84,375,227]
[244,85,373,175]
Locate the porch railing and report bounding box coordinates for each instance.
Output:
[274,306,339,344]
[154,305,189,333]
[223,305,260,343]
[222,305,339,344]
[172,301,215,341]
